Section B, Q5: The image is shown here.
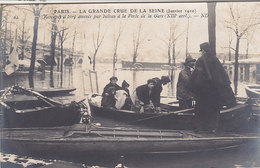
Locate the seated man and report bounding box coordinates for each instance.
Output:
[101,87,116,108]
[102,76,121,97]
[131,79,156,113]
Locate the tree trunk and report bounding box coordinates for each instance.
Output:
[207,2,216,57]
[228,44,231,61]
[172,43,176,66]
[50,22,57,88]
[168,43,171,65]
[113,52,116,76]
[93,52,97,71]
[60,40,64,73]
[21,20,25,60]
[29,14,40,87]
[234,37,240,95]
[133,53,137,64]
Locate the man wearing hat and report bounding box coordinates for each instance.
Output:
[151,76,171,112]
[102,76,121,97]
[176,55,196,110]
[188,42,236,133]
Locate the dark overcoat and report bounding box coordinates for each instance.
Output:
[177,67,194,101]
[188,53,236,107]
[136,84,152,105]
[151,82,162,107]
[102,83,121,96]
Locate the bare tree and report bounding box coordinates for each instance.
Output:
[17,14,31,60]
[225,4,260,94]
[29,4,45,88]
[50,17,57,87]
[244,29,256,59]
[91,21,106,71]
[160,20,183,66]
[58,27,69,73]
[112,22,124,76]
[132,22,144,64]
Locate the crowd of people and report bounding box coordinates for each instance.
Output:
[101,42,236,133]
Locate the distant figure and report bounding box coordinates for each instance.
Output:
[102,76,121,97]
[101,87,116,108]
[177,56,196,110]
[188,42,236,132]
[151,76,171,112]
[131,79,156,113]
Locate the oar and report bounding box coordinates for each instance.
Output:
[128,107,194,124]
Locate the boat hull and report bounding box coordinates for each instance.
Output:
[89,101,252,131]
[245,85,260,98]
[1,127,256,155]
[1,105,82,128]
[89,104,195,129]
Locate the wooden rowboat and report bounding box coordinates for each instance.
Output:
[245,85,260,98]
[2,124,259,155]
[88,96,251,130]
[0,86,87,128]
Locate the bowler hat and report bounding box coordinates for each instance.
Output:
[110,76,118,81]
[200,42,211,52]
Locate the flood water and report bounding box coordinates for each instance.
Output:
[1,63,260,168]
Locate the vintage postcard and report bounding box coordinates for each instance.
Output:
[0,1,260,168]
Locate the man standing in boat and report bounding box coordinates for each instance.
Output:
[188,42,236,133]
[151,76,171,112]
[176,55,196,110]
[131,79,156,113]
[102,76,121,97]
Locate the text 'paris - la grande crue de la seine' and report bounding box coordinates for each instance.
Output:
[41,8,208,20]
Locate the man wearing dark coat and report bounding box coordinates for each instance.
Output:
[188,42,236,132]
[101,86,116,108]
[131,79,156,113]
[177,56,196,110]
[151,76,171,111]
[102,76,121,97]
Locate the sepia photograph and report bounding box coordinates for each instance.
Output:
[0,0,260,167]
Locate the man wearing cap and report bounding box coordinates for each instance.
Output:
[151,76,171,112]
[102,76,121,97]
[188,42,236,133]
[177,55,196,110]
